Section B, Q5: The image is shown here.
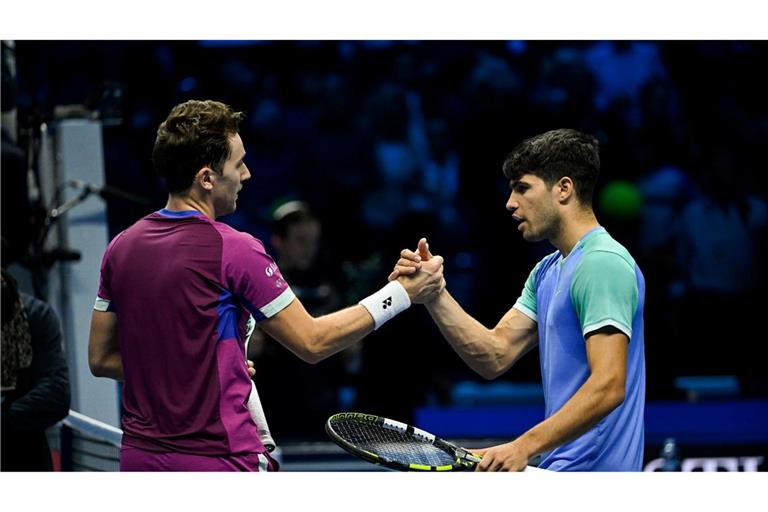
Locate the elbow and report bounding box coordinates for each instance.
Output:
[475,362,504,381]
[88,357,100,376]
[89,355,107,377]
[612,388,626,409]
[477,368,498,380]
[302,350,324,365]
[297,339,326,365]
[590,368,626,414]
[89,362,104,378]
[604,381,625,412]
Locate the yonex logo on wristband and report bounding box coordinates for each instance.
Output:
[359,282,410,330]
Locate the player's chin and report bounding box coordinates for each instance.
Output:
[521,228,543,242]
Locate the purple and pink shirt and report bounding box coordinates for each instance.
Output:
[95,209,294,465]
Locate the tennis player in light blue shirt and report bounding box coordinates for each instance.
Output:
[390,129,646,471]
[513,226,645,470]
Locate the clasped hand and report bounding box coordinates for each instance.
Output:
[389,238,446,304]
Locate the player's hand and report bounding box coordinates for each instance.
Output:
[387,238,434,281]
[247,359,256,377]
[472,441,529,472]
[397,254,445,304]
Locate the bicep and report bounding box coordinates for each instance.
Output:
[585,330,628,383]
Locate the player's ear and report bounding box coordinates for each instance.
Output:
[557,177,574,204]
[195,167,216,191]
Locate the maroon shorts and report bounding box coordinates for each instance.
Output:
[120,444,278,472]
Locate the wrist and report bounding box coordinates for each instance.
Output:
[359,281,411,330]
[424,287,449,310]
[513,431,541,461]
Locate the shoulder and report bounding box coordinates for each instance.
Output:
[533,250,561,276]
[105,229,129,252]
[214,222,267,253]
[579,230,636,272]
[571,232,638,294]
[20,293,59,330]
[105,213,162,253]
[214,223,277,276]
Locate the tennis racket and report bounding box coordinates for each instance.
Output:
[326,412,481,471]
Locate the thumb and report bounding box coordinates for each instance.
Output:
[417,237,433,260]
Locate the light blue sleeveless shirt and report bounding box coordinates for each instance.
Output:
[514,227,646,471]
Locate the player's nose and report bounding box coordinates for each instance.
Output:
[506,192,518,211]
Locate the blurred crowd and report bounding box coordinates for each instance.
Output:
[4,40,767,440]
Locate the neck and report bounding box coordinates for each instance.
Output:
[165,193,215,220]
[550,208,600,257]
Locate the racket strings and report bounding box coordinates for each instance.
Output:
[332,419,456,467]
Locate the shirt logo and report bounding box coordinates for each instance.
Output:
[265,263,278,277]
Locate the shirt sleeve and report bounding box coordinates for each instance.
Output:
[513,259,543,322]
[569,250,638,339]
[222,232,295,321]
[93,232,124,312]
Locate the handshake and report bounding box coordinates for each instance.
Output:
[387,237,446,305]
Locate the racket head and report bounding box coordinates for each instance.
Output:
[325,412,480,472]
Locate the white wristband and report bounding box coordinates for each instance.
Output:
[359,281,411,330]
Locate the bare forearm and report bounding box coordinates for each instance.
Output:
[516,376,624,458]
[425,291,513,379]
[289,305,374,364]
[309,305,375,361]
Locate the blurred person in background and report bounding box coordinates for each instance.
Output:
[248,201,359,440]
[677,142,768,393]
[1,267,71,471]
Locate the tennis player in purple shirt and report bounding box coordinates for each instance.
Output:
[88,100,446,471]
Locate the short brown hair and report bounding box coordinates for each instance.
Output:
[152,100,245,193]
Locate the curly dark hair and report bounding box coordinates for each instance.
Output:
[502,129,600,206]
[152,100,245,193]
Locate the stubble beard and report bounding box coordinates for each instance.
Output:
[524,207,562,244]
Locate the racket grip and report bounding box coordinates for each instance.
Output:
[248,379,277,452]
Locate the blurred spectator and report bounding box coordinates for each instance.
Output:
[676,145,768,392]
[1,268,71,471]
[360,82,419,231]
[248,201,356,440]
[361,82,464,246]
[635,166,697,398]
[583,41,667,128]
